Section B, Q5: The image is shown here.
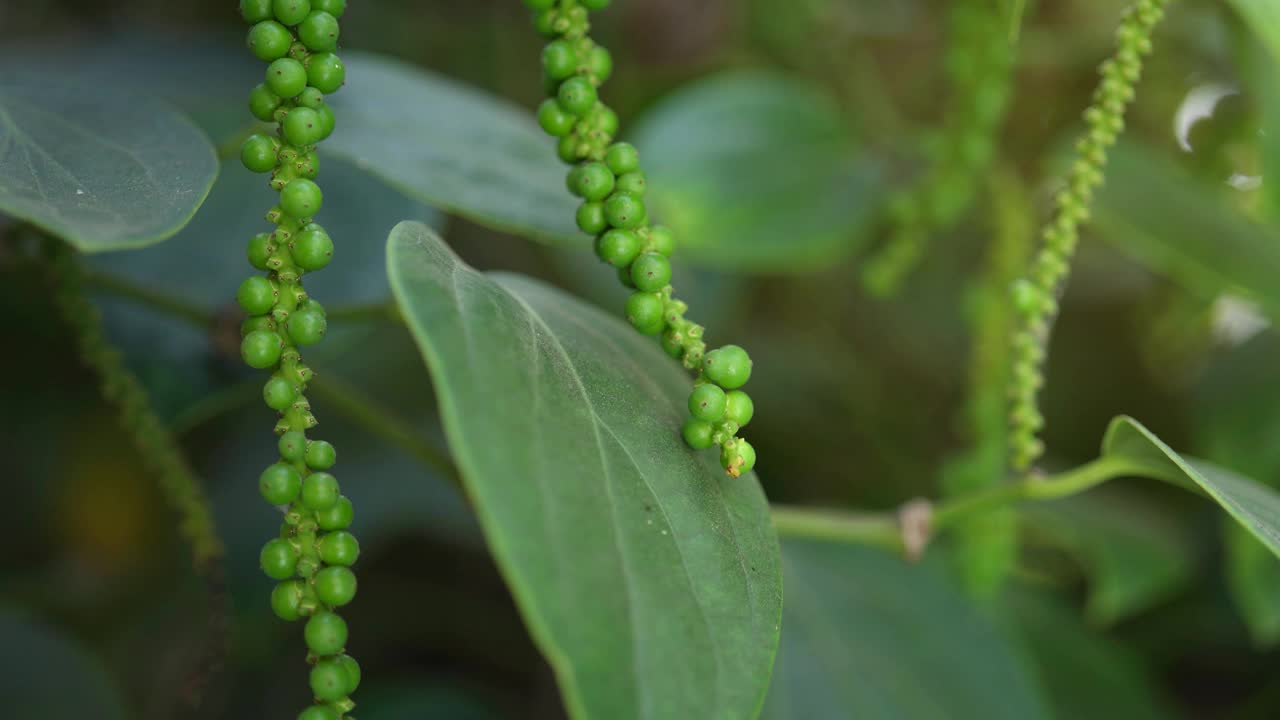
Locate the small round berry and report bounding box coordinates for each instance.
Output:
[337,654,361,694]
[314,104,336,139]
[283,107,324,146]
[605,143,640,175]
[297,706,340,720]
[260,463,303,505]
[542,40,579,80]
[724,390,754,427]
[703,345,753,389]
[306,440,337,470]
[281,178,323,218]
[597,105,620,136]
[291,226,334,271]
[260,538,299,580]
[273,0,310,25]
[660,328,683,358]
[307,52,346,93]
[242,315,275,337]
[1010,279,1041,316]
[249,83,282,122]
[532,7,557,35]
[247,233,273,270]
[586,46,612,82]
[556,134,580,163]
[617,265,636,289]
[242,330,284,369]
[241,134,278,174]
[648,225,675,256]
[266,58,308,98]
[689,384,727,422]
[288,308,327,346]
[237,276,277,315]
[304,611,348,655]
[538,99,577,137]
[301,472,340,510]
[279,430,308,462]
[263,376,297,411]
[604,193,644,230]
[615,171,646,197]
[734,440,757,474]
[298,10,340,52]
[625,292,665,335]
[241,0,273,22]
[595,229,640,267]
[297,86,325,109]
[316,495,354,531]
[557,76,598,115]
[682,418,715,450]
[310,658,349,702]
[270,579,305,621]
[630,253,671,292]
[248,20,292,61]
[570,162,616,201]
[318,530,360,566]
[314,566,357,607]
[312,0,345,16]
[576,202,607,235]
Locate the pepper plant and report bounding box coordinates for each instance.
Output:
[4,0,1280,718]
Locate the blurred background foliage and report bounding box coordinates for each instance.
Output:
[3,0,1280,717]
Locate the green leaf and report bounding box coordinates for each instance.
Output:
[327,53,579,244]
[386,221,782,720]
[0,72,218,252]
[762,539,1050,720]
[1102,415,1280,558]
[1228,0,1280,64]
[630,71,882,271]
[0,610,129,720]
[1092,142,1280,319]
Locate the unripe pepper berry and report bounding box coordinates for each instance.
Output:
[301,471,340,510]
[312,0,345,17]
[260,463,303,505]
[281,178,324,218]
[310,658,350,702]
[307,52,346,93]
[557,76,598,115]
[248,20,293,61]
[248,84,282,122]
[703,344,753,389]
[605,142,640,175]
[688,383,727,422]
[542,40,579,80]
[272,0,311,26]
[625,292,665,335]
[630,252,671,292]
[538,99,577,137]
[241,0,274,22]
[314,566,357,607]
[247,233,274,270]
[682,418,715,450]
[569,162,615,201]
[270,579,306,621]
[604,193,644,230]
[298,10,340,52]
[260,537,299,579]
[288,308,327,346]
[263,376,297,411]
[306,439,337,470]
[318,530,360,566]
[337,654,361,694]
[283,107,325,146]
[297,706,340,720]
[237,276,277,315]
[291,226,334,270]
[242,329,284,369]
[278,430,308,461]
[316,495,354,530]
[724,390,754,427]
[576,202,607,235]
[304,611,348,656]
[595,229,640,267]
[266,57,308,98]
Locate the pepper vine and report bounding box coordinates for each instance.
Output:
[524,0,758,477]
[236,1,361,717]
[1007,0,1169,472]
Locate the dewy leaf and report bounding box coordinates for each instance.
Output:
[1092,142,1280,320]
[0,611,129,720]
[386,221,782,720]
[0,72,218,252]
[630,71,882,272]
[1102,416,1280,559]
[327,53,580,244]
[762,539,1051,720]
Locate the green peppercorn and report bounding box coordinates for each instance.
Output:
[604,193,644,230]
[298,11,340,52]
[297,706,340,720]
[279,430,308,461]
[557,76,597,115]
[266,57,308,98]
[248,233,274,270]
[542,40,579,80]
[304,611,348,655]
[586,46,613,82]
[314,566,357,607]
[241,0,273,22]
[260,538,299,580]
[306,439,337,470]
[703,345,752,389]
[625,292,665,335]
[283,107,325,146]
[316,495,354,530]
[570,162,616,201]
[288,308,327,346]
[575,202,607,235]
[605,142,640,175]
[614,171,646,196]
[271,579,305,621]
[647,225,675,256]
[337,654,361,694]
[301,471,340,510]
[312,0,345,17]
[291,226,334,270]
[313,103,336,139]
[318,530,360,566]
[248,20,293,61]
[682,418,715,449]
[263,376,297,411]
[310,658,349,702]
[237,276,277,315]
[538,99,577,137]
[281,178,323,218]
[243,316,276,338]
[307,52,346,93]
[273,0,310,25]
[242,330,284,369]
[249,84,283,122]
[724,390,754,427]
[595,229,640,267]
[630,252,671,292]
[688,383,727,422]
[260,462,303,505]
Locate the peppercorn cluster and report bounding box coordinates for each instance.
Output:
[524,0,758,477]
[1007,0,1168,472]
[863,0,1015,296]
[236,2,361,718]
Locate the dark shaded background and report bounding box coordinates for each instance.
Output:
[2,0,1279,717]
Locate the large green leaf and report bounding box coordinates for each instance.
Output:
[0,72,217,252]
[1092,142,1280,319]
[0,611,129,720]
[762,539,1050,720]
[386,221,782,720]
[630,71,882,272]
[1102,416,1280,558]
[1228,0,1280,64]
